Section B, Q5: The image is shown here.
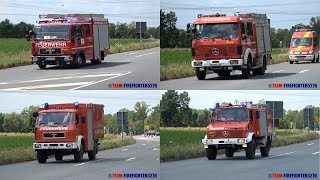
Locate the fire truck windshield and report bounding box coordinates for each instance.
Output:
[291,38,312,47]
[36,112,74,126]
[214,108,248,122]
[34,25,70,40]
[195,23,238,39]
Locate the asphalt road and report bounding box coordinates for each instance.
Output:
[160,61,320,90]
[0,135,160,180]
[0,48,159,90]
[161,139,320,180]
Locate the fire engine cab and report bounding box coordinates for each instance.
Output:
[26,14,110,69]
[202,102,273,160]
[187,13,271,80]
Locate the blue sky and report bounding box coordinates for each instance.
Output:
[161,90,320,111]
[0,90,160,114]
[0,0,159,27]
[161,0,320,29]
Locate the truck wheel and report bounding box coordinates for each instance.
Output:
[206,145,217,160]
[289,61,294,64]
[88,142,97,160]
[74,54,84,68]
[225,148,235,157]
[55,154,63,161]
[74,143,84,162]
[196,68,206,80]
[245,139,256,159]
[316,54,319,62]
[38,63,46,69]
[241,61,251,79]
[218,71,230,77]
[37,151,47,163]
[311,56,316,63]
[260,140,271,157]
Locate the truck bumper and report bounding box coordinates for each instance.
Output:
[289,54,314,61]
[192,59,244,70]
[32,56,72,65]
[33,142,77,150]
[202,135,253,149]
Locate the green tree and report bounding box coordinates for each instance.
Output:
[160,10,179,48]
[309,16,320,35]
[178,91,192,126]
[160,90,180,127]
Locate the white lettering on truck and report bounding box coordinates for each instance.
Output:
[40,127,68,130]
[36,42,67,48]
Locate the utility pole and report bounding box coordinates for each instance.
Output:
[140,22,142,43]
[307,109,310,140]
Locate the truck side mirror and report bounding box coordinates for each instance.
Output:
[32,112,39,117]
[191,27,197,34]
[29,30,35,36]
[256,111,260,119]
[187,23,191,33]
[25,35,30,41]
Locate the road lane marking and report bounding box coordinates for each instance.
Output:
[153,148,159,151]
[125,157,136,161]
[74,163,86,166]
[312,152,319,155]
[272,70,284,73]
[307,143,314,146]
[135,52,157,58]
[129,52,138,55]
[2,82,92,90]
[142,144,146,146]
[299,70,309,73]
[121,149,128,151]
[155,158,159,161]
[70,72,132,90]
[0,82,9,85]
[263,151,296,159]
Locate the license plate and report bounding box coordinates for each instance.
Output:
[228,67,233,70]
[199,68,205,71]
[46,57,55,60]
[48,146,58,149]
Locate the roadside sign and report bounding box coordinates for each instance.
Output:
[128,118,133,125]
[314,115,319,121]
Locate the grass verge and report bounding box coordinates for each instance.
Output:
[160,48,290,81]
[0,38,159,70]
[160,128,320,162]
[0,133,136,165]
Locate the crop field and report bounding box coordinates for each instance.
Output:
[160,128,320,162]
[160,48,290,80]
[0,38,159,69]
[0,133,136,165]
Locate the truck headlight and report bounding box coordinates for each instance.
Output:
[289,51,293,55]
[237,139,245,144]
[64,56,70,61]
[32,57,38,61]
[308,50,313,54]
[194,61,202,66]
[35,144,42,148]
[230,60,238,64]
[66,143,73,148]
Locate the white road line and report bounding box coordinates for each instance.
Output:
[263,151,296,159]
[272,70,284,73]
[2,82,92,90]
[0,82,9,85]
[74,162,86,166]
[125,157,136,161]
[142,144,146,146]
[307,143,314,146]
[70,72,132,90]
[129,52,138,55]
[153,148,159,151]
[121,149,128,151]
[1,73,122,85]
[312,152,319,155]
[155,158,159,161]
[299,69,309,73]
[135,52,156,58]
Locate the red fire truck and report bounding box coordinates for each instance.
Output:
[26,14,110,69]
[202,102,273,160]
[187,13,272,79]
[33,102,104,163]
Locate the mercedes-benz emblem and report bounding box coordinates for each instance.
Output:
[222,131,229,137]
[212,48,219,55]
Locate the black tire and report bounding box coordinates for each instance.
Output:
[260,140,271,157]
[256,58,266,75]
[245,139,256,159]
[55,154,63,161]
[37,151,47,163]
[74,143,84,162]
[311,56,316,63]
[225,148,235,157]
[218,71,231,77]
[38,63,46,69]
[242,57,251,79]
[289,61,294,64]
[88,142,97,160]
[74,54,84,68]
[316,54,319,62]
[206,146,217,160]
[196,68,206,80]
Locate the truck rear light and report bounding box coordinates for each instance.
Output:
[237,45,242,55]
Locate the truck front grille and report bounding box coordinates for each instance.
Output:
[43,132,65,138]
[39,48,62,55]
